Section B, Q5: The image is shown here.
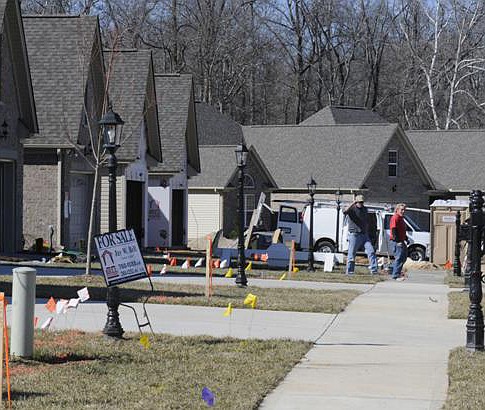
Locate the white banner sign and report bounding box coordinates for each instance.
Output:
[94,229,147,286]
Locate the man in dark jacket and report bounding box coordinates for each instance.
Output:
[344,194,378,275]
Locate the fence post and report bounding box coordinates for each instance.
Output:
[466,190,484,351]
[11,267,36,358]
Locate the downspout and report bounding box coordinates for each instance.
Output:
[57,149,62,247]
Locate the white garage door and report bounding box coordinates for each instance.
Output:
[188,193,221,244]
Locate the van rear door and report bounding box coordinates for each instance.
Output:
[277,205,301,243]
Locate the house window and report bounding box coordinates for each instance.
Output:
[388,150,398,177]
[244,194,255,227]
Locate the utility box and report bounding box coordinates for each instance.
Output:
[430,200,469,264]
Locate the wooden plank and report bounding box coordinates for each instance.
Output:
[205,237,212,298]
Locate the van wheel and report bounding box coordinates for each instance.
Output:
[314,240,335,253]
[408,245,425,262]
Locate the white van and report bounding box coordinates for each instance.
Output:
[276,202,430,261]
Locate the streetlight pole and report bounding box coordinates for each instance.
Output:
[235,143,249,287]
[466,190,484,351]
[100,105,125,339]
[335,189,342,252]
[307,177,317,272]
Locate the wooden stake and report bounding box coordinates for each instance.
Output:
[205,236,213,299]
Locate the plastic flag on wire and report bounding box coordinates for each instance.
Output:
[279,273,287,281]
[223,303,233,317]
[140,334,151,349]
[243,293,257,309]
[245,261,252,271]
[160,264,167,275]
[224,268,234,278]
[45,297,56,313]
[77,287,90,302]
[220,259,228,268]
[201,387,215,407]
[41,317,53,330]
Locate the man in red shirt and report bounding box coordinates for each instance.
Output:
[390,203,408,279]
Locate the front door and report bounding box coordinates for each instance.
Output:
[0,162,15,253]
[126,181,144,244]
[69,174,92,250]
[171,189,185,247]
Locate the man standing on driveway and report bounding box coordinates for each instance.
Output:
[390,203,408,279]
[344,194,378,275]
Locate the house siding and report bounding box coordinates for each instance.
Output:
[1,23,24,252]
[100,173,126,233]
[223,157,272,235]
[363,135,429,209]
[187,192,221,248]
[23,151,58,249]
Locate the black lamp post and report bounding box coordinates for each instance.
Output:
[335,189,342,252]
[466,190,484,351]
[100,105,125,338]
[307,177,317,272]
[235,142,249,287]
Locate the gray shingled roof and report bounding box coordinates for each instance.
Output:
[407,130,485,191]
[151,74,194,173]
[243,124,399,190]
[0,0,38,133]
[188,145,239,188]
[188,145,276,189]
[23,15,99,146]
[195,102,244,145]
[104,50,158,162]
[300,106,388,126]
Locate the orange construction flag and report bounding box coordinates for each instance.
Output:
[45,297,56,313]
[147,264,153,276]
[444,260,453,270]
[170,257,177,267]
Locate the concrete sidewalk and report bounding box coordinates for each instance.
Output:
[260,270,466,410]
[12,302,335,342]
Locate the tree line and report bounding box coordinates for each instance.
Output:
[20,0,485,130]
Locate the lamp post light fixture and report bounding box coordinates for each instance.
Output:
[335,189,342,252]
[99,105,125,339]
[307,177,317,272]
[235,142,249,287]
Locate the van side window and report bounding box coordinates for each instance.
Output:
[279,206,297,223]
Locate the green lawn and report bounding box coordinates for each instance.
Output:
[9,330,312,409]
[445,347,485,409]
[0,275,361,314]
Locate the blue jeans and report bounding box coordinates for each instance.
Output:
[346,232,378,274]
[392,242,408,278]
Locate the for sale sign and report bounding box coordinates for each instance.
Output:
[94,229,147,286]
